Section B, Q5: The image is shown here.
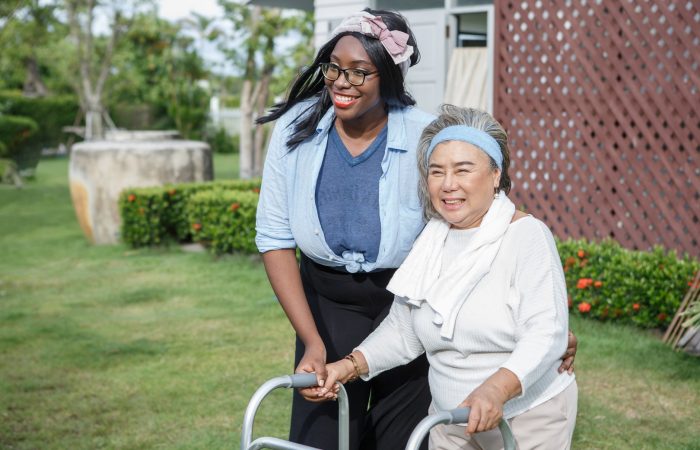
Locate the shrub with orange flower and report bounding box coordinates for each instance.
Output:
[632,303,640,311]
[576,278,593,289]
[577,249,586,258]
[578,302,591,313]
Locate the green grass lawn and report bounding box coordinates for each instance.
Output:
[1,155,699,449]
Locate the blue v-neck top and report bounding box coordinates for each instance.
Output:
[315,124,388,264]
[255,100,435,273]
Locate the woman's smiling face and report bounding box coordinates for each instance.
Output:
[325,35,385,127]
[427,141,501,229]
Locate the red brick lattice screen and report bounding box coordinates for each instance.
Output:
[493,0,699,257]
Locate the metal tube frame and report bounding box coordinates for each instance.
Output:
[241,374,349,450]
[405,407,516,450]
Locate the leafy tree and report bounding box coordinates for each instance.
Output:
[0,0,68,96]
[109,12,210,138]
[64,0,153,139]
[215,2,313,178]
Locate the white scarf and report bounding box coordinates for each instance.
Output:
[386,193,515,339]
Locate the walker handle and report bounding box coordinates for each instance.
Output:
[448,407,470,424]
[288,373,320,389]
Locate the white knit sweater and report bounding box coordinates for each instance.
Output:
[356,216,575,418]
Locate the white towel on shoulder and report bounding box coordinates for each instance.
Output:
[386,192,516,339]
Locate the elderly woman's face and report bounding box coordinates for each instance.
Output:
[427,141,501,229]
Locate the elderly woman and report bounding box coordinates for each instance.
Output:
[322,105,577,449]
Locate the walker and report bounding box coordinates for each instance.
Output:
[240,373,515,450]
[240,373,349,450]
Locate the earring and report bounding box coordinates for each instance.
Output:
[494,187,499,199]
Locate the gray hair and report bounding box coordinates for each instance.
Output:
[416,104,511,222]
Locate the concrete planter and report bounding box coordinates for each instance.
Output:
[69,139,212,244]
[104,129,181,141]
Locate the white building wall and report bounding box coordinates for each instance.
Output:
[314,0,370,48]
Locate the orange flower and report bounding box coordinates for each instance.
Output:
[578,302,591,313]
[576,278,593,289]
[577,249,585,258]
[657,312,667,322]
[252,187,261,193]
[128,194,136,202]
[230,202,240,212]
[594,280,603,288]
[567,296,573,308]
[632,303,640,311]
[192,223,202,231]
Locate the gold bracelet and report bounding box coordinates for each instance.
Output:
[344,354,361,382]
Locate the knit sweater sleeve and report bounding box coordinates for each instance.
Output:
[355,296,425,379]
[500,218,569,397]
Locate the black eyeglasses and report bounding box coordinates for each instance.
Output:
[320,62,378,86]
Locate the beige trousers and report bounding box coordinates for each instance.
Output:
[429,380,578,450]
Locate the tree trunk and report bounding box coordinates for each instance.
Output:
[239,78,254,179]
[84,95,104,140]
[253,72,271,177]
[23,56,49,97]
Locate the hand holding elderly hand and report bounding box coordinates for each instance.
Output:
[317,351,368,401]
[295,343,330,402]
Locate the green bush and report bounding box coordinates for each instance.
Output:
[557,238,699,329]
[119,179,261,247]
[187,189,258,254]
[0,114,39,158]
[0,91,80,171]
[206,128,238,154]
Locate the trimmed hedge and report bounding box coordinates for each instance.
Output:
[0,114,39,158]
[558,239,699,329]
[119,180,261,247]
[187,190,258,254]
[121,182,699,330]
[0,91,80,171]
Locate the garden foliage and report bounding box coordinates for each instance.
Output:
[187,190,258,254]
[0,113,39,159]
[119,180,260,248]
[0,90,79,171]
[122,183,699,329]
[558,239,699,328]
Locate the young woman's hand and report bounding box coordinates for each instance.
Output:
[558,330,577,374]
[295,342,328,402]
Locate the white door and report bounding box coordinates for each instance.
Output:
[402,8,447,115]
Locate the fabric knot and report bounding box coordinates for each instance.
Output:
[342,250,365,273]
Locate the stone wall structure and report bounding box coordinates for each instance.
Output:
[69,140,212,244]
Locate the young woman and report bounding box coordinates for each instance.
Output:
[255,9,433,450]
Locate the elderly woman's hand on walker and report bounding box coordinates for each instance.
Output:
[319,351,369,400]
[459,368,522,435]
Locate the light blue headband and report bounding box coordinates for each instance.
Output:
[425,125,503,170]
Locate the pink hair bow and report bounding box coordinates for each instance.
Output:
[329,12,414,75]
